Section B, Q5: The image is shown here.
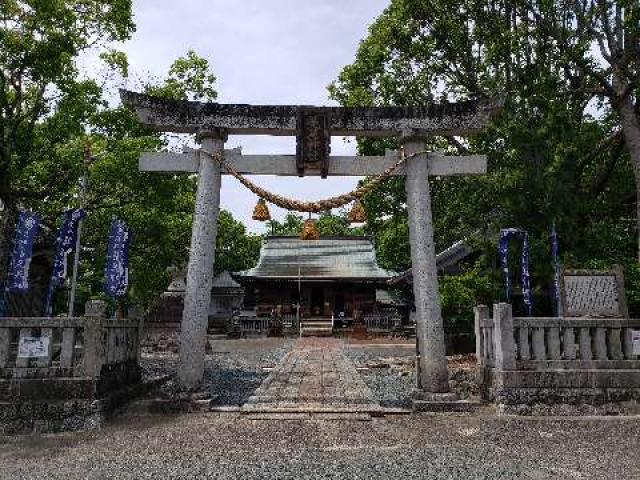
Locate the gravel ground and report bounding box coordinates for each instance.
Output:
[3,338,639,478]
[344,345,417,409]
[205,338,294,406]
[141,337,294,406]
[142,338,474,409]
[344,344,478,409]
[1,413,639,479]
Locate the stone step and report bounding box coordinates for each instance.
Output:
[412,399,483,413]
[207,333,227,340]
[300,327,333,337]
[243,412,372,421]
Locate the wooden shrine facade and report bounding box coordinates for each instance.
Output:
[235,236,402,323]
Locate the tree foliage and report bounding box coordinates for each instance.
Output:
[0,0,136,281]
[76,53,260,309]
[330,0,640,315]
[0,3,260,312]
[266,211,363,237]
[215,210,261,275]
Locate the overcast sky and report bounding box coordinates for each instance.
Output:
[108,0,390,233]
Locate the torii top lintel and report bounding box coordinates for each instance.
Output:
[120,90,502,138]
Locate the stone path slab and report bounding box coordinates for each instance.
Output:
[241,337,382,414]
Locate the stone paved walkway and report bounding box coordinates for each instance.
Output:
[241,337,382,414]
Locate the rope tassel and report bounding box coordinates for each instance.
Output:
[252,198,271,221]
[347,200,366,223]
[300,219,320,240]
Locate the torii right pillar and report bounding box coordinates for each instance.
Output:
[403,135,456,400]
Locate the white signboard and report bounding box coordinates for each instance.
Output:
[632,330,640,356]
[17,336,50,358]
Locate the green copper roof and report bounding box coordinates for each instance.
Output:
[237,236,396,281]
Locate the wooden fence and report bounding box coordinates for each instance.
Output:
[364,313,399,332]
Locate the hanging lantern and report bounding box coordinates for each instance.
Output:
[347,200,366,223]
[252,198,271,221]
[300,218,320,240]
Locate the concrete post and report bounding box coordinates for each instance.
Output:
[493,303,515,370]
[83,300,107,378]
[178,129,225,390]
[474,305,489,366]
[403,138,450,393]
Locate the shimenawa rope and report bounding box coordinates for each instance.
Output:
[203,149,427,213]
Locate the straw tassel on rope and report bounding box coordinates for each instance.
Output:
[252,198,271,221]
[347,200,366,223]
[300,218,320,240]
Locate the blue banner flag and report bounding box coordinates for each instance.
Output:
[498,228,533,316]
[50,209,86,288]
[7,212,41,293]
[44,208,86,316]
[104,220,131,298]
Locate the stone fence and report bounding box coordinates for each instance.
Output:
[0,302,143,433]
[475,303,640,413]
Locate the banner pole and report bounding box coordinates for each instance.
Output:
[68,142,90,317]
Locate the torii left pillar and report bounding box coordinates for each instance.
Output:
[178,129,226,390]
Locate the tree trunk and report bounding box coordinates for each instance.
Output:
[0,200,16,316]
[0,200,17,288]
[616,91,640,261]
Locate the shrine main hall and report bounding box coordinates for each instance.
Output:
[235,235,404,333]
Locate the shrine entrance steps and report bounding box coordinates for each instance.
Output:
[241,337,385,418]
[299,318,333,337]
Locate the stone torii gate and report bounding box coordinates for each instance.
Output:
[121,90,500,399]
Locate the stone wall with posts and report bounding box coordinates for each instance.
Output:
[0,300,143,434]
[475,304,640,415]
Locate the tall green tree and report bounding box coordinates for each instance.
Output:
[0,0,135,288]
[266,211,362,237]
[67,51,261,309]
[330,0,637,291]
[562,1,640,258]
[215,210,261,274]
[1,16,260,311]
[266,213,305,236]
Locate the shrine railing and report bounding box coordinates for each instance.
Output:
[475,303,640,406]
[238,317,270,335]
[475,304,640,370]
[475,306,496,368]
[0,303,143,401]
[364,313,399,331]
